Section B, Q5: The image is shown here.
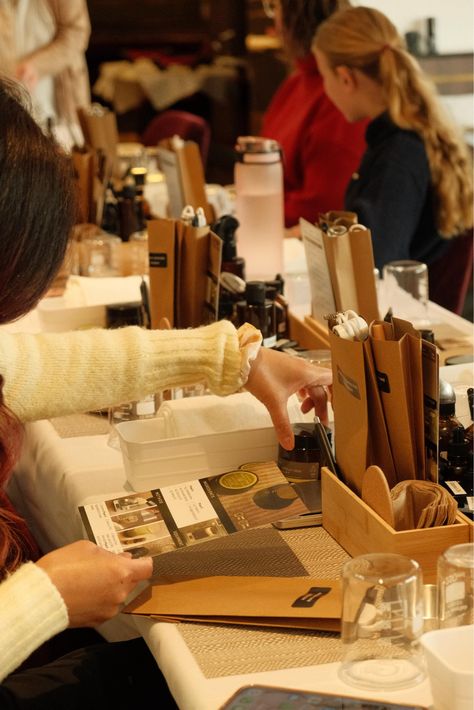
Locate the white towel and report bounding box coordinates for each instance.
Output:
[157,391,313,439]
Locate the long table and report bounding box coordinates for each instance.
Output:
[5,280,473,709]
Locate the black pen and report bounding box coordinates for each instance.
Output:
[313,416,338,477]
[140,277,151,329]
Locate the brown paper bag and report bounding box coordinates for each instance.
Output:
[176,141,214,224]
[157,138,213,223]
[370,319,424,481]
[148,218,176,328]
[124,575,341,632]
[329,329,396,494]
[322,223,379,324]
[147,218,222,329]
[301,212,379,326]
[77,106,119,180]
[71,148,96,224]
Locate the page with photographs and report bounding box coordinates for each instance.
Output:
[79,461,310,560]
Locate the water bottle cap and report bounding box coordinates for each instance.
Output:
[235,136,281,154]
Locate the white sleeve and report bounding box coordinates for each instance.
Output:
[0,562,68,681]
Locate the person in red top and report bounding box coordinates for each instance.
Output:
[260,0,368,228]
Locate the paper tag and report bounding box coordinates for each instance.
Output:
[445,480,467,495]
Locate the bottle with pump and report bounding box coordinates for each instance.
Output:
[118,178,138,242]
[265,274,289,340]
[235,281,277,348]
[129,169,149,275]
[234,136,284,280]
[212,215,246,279]
[444,426,470,483]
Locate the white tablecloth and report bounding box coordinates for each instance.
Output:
[5,275,473,710]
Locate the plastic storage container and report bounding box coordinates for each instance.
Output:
[115,420,279,491]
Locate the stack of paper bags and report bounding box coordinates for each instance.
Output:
[300,211,379,326]
[329,316,439,495]
[147,217,222,328]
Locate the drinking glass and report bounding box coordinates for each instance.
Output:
[438,542,474,628]
[382,260,429,327]
[338,553,425,691]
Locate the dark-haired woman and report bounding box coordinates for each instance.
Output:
[0,78,331,704]
[260,0,367,228]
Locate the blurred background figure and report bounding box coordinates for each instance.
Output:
[260,0,367,228]
[313,6,473,271]
[0,0,91,149]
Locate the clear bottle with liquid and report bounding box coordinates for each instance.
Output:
[234,136,284,281]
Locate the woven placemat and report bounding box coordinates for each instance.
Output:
[154,526,349,678]
[50,413,110,438]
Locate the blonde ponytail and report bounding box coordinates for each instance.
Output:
[314,6,473,237]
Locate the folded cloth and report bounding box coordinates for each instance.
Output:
[158,391,312,439]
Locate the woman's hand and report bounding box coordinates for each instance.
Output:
[36,540,152,627]
[14,60,39,92]
[245,347,332,450]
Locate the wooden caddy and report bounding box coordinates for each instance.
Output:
[321,467,473,583]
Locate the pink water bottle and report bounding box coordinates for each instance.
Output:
[234,136,284,280]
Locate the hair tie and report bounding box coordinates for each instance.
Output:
[381,43,393,53]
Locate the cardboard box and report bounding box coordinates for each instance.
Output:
[321,467,473,583]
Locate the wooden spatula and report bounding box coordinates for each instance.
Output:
[361,465,395,528]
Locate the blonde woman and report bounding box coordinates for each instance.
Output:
[313,6,473,271]
[260,0,367,228]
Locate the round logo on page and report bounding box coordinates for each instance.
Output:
[217,470,258,492]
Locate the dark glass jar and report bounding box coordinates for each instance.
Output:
[106,301,143,328]
[277,423,323,512]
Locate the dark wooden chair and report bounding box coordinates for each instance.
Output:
[141,109,211,166]
[428,229,473,315]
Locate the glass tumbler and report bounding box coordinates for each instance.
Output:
[438,542,474,628]
[382,260,429,327]
[339,553,425,691]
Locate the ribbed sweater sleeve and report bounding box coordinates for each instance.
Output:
[0,320,243,423]
[0,563,68,681]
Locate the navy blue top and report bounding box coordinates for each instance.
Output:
[345,112,448,271]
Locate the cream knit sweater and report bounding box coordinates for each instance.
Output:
[0,319,252,681]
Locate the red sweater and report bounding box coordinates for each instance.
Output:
[261,54,367,227]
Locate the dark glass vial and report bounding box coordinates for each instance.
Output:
[235,281,277,347]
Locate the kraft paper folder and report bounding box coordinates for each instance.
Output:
[124,575,341,632]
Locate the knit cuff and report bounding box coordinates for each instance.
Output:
[0,562,68,681]
[237,323,263,385]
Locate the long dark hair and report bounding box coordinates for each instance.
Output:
[0,78,77,577]
[279,0,351,59]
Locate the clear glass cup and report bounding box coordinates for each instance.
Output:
[338,553,425,691]
[382,260,429,327]
[79,232,121,277]
[438,542,474,628]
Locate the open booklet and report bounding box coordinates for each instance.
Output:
[79,461,310,560]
